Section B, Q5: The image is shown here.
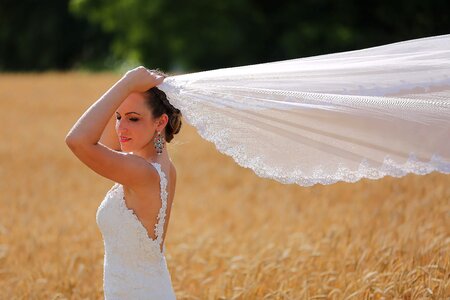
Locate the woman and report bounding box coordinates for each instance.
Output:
[65,66,182,299]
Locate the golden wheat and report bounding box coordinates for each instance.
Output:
[0,72,448,299]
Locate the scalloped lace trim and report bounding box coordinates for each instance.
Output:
[161,86,449,187]
[235,151,450,187]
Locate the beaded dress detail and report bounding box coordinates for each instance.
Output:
[96,162,176,299]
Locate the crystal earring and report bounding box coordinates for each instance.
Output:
[153,131,165,155]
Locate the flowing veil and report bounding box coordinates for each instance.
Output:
[157,34,450,186]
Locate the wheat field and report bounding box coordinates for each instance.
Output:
[0,72,448,299]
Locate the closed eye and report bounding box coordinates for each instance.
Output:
[116,117,139,122]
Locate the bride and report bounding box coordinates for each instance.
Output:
[65,67,181,299]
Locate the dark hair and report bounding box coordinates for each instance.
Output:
[144,80,182,143]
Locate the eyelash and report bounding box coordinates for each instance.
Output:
[116,117,139,122]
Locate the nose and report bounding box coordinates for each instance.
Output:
[116,119,128,133]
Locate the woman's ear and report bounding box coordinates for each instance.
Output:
[158,113,169,129]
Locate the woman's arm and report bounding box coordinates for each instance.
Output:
[65,76,130,145]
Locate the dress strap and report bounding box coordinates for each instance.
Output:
[150,162,168,247]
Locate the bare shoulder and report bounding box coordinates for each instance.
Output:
[66,141,156,188]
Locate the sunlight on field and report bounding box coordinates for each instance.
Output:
[0,73,448,299]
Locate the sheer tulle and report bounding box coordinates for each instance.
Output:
[158,34,450,186]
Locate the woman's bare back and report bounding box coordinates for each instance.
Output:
[122,159,176,253]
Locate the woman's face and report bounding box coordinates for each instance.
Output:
[115,92,162,152]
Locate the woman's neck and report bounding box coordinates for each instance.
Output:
[131,147,170,164]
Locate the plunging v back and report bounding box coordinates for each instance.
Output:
[96,162,176,299]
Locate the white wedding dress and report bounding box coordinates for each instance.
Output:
[96,162,176,299]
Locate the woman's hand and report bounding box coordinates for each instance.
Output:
[120,66,166,93]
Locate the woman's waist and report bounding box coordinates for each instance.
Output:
[105,250,167,271]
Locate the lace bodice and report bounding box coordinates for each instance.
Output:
[96,162,176,299]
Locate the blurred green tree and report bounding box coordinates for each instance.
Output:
[1,0,448,71]
[69,0,264,72]
[69,0,450,72]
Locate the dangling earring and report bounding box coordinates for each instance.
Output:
[153,131,165,155]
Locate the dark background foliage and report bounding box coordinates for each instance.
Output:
[1,0,448,72]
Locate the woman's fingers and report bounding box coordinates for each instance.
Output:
[121,66,166,92]
[146,68,166,78]
[154,75,165,86]
[146,68,166,86]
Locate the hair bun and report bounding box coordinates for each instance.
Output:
[144,85,182,143]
